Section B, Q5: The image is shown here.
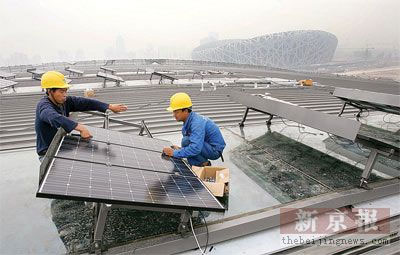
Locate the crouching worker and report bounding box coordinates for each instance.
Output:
[35,71,127,162]
[162,92,226,167]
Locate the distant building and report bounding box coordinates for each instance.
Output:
[191,30,338,68]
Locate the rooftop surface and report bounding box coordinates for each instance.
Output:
[0,60,399,254]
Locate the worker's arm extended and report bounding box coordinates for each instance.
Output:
[67,96,127,114]
[67,96,109,112]
[173,119,206,158]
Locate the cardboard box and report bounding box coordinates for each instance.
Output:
[192,166,229,197]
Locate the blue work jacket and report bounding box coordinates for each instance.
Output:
[35,96,108,155]
[173,112,226,158]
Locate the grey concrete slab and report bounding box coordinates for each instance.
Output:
[0,149,66,254]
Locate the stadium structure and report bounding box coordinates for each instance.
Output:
[192,30,338,68]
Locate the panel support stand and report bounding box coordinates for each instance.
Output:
[239,107,273,127]
[338,102,347,117]
[91,203,193,253]
[360,148,394,189]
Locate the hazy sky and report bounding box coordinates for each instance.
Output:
[0,0,399,63]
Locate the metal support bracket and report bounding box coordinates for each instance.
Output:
[266,114,274,126]
[338,102,347,116]
[356,109,363,121]
[138,120,153,138]
[91,202,193,253]
[238,107,274,127]
[238,107,250,127]
[102,110,110,129]
[92,203,111,254]
[360,148,394,189]
[177,210,192,236]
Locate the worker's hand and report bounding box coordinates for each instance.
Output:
[80,128,92,140]
[75,123,93,140]
[163,147,174,157]
[171,145,181,150]
[109,104,128,113]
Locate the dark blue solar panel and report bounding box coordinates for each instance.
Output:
[37,126,225,212]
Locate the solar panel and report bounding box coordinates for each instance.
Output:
[0,71,15,79]
[100,66,116,74]
[96,72,124,82]
[57,135,196,177]
[37,127,225,212]
[65,67,84,75]
[38,158,224,211]
[0,79,17,89]
[27,68,45,75]
[229,90,361,141]
[334,88,400,115]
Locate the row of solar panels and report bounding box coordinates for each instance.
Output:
[0,59,274,76]
[0,64,230,90]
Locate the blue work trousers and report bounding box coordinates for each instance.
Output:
[181,136,221,166]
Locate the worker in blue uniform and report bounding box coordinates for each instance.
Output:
[35,71,127,161]
[162,92,226,167]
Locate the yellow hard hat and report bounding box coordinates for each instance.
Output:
[167,92,193,112]
[41,71,71,89]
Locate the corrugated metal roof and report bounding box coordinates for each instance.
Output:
[0,83,358,151]
[3,60,397,151]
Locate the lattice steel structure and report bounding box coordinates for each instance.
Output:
[192,30,338,68]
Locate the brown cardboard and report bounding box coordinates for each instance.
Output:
[192,166,230,197]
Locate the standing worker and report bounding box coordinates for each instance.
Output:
[162,92,226,166]
[35,71,127,161]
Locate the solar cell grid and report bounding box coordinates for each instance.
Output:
[39,158,224,211]
[57,135,195,177]
[38,126,225,211]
